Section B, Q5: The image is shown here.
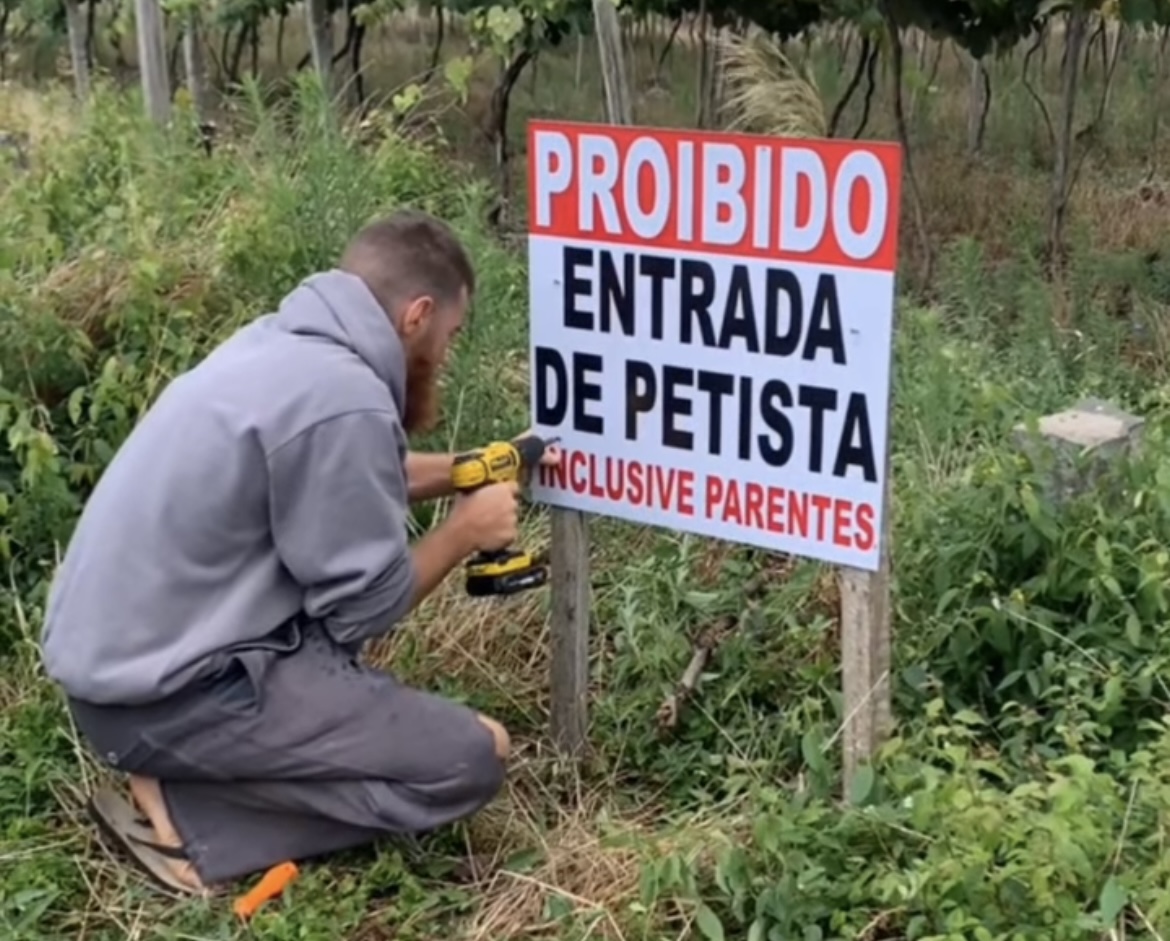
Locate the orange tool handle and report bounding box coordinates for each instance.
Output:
[233,861,299,920]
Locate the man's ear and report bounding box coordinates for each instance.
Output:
[398,296,435,339]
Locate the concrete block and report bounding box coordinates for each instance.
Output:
[1012,398,1144,506]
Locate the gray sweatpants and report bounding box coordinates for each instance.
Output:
[67,620,505,884]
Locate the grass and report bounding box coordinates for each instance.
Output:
[3,11,1170,940]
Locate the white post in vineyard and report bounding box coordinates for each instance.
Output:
[135,0,172,124]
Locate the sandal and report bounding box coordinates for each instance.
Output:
[87,786,208,897]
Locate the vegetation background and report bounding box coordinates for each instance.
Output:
[2,0,1170,938]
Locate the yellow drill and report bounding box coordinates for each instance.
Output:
[450,434,556,597]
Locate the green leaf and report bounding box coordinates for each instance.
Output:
[682,590,720,610]
[1125,612,1142,646]
[1102,673,1124,711]
[1020,483,1041,523]
[502,848,542,873]
[695,903,725,941]
[391,83,424,115]
[1098,876,1127,924]
[443,55,475,104]
[67,387,85,425]
[847,763,875,805]
[800,729,823,771]
[747,919,766,941]
[1095,534,1113,570]
[545,893,573,921]
[638,863,659,906]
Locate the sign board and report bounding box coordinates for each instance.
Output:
[526,120,903,571]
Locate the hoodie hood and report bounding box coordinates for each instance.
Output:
[272,269,407,415]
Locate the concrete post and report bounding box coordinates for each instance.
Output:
[1012,397,1144,506]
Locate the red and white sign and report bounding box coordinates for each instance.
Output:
[526,120,902,571]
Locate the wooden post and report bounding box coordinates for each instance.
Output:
[63,0,90,102]
[182,6,212,126]
[839,310,896,791]
[547,0,633,758]
[134,0,171,125]
[592,0,633,124]
[838,510,892,789]
[305,0,335,96]
[549,511,590,753]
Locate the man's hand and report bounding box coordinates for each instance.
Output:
[408,433,562,504]
[515,428,563,468]
[409,482,520,610]
[450,481,521,553]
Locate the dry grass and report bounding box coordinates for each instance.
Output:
[0,80,80,144]
[464,789,735,941]
[1074,172,1170,254]
[466,804,647,940]
[719,31,827,139]
[369,514,554,718]
[367,507,658,725]
[33,239,222,333]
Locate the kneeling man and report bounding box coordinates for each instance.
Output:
[40,209,560,894]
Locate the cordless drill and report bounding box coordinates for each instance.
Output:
[450,434,556,597]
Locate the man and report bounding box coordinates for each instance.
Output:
[40,209,561,895]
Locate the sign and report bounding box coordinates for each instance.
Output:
[526,120,903,571]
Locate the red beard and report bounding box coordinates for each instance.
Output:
[402,348,441,434]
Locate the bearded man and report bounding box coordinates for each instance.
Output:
[39,210,560,895]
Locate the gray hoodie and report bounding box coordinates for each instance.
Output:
[40,269,419,705]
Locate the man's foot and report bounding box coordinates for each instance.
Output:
[86,786,207,896]
[475,714,511,761]
[128,775,204,890]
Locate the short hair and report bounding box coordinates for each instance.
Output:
[338,209,476,315]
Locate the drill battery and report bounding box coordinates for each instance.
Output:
[464,549,550,596]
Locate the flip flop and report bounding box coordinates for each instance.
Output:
[87,786,206,897]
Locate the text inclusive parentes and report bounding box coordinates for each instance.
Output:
[537,449,876,552]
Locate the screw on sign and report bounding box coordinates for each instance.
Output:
[526,120,901,572]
